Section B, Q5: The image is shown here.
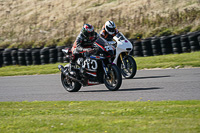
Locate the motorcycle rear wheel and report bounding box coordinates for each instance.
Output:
[119,55,137,79]
[104,65,122,91]
[61,73,81,92]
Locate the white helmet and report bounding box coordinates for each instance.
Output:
[105,21,116,35]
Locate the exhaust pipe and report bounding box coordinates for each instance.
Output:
[58,65,68,77]
[58,65,82,84]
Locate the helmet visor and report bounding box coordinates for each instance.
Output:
[84,31,94,37]
[106,26,115,32]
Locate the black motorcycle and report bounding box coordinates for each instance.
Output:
[58,37,122,92]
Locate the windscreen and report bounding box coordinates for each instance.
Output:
[116,33,125,40]
[94,37,108,47]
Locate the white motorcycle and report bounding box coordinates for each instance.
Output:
[107,32,137,79]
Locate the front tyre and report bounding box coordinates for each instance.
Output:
[119,55,137,79]
[61,73,81,92]
[104,65,122,91]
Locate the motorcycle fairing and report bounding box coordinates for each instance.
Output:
[112,32,133,64]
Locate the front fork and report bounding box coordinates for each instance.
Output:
[120,52,128,69]
[102,60,112,80]
[102,60,108,77]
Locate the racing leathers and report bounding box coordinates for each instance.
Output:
[71,32,99,64]
[99,25,119,41]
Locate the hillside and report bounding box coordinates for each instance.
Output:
[0,0,200,48]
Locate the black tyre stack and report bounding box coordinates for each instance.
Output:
[25,49,32,65]
[18,49,26,65]
[0,49,4,67]
[171,36,182,54]
[11,49,18,65]
[198,35,200,47]
[188,32,200,52]
[181,35,190,53]
[151,37,162,56]
[49,47,57,64]
[3,49,12,66]
[32,49,41,65]
[129,39,135,56]
[160,36,173,55]
[141,38,153,57]
[133,40,143,57]
[40,47,49,65]
[57,46,65,62]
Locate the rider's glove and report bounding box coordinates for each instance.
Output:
[76,47,83,52]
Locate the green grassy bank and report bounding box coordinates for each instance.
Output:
[135,51,200,69]
[0,51,200,76]
[0,100,199,133]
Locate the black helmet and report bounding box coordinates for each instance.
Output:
[81,24,95,40]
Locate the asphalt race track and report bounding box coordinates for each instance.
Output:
[0,68,200,102]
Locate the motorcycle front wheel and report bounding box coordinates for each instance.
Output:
[104,64,122,91]
[119,55,137,79]
[61,73,81,92]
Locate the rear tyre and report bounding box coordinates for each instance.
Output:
[104,65,122,91]
[118,55,137,79]
[61,72,81,92]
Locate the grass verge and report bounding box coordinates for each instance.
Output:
[135,51,200,70]
[0,51,200,76]
[0,100,199,133]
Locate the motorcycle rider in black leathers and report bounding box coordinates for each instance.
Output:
[70,24,99,69]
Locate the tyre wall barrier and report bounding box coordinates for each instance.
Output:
[40,47,49,65]
[0,31,199,67]
[25,49,32,65]
[57,46,65,63]
[141,38,153,57]
[129,39,135,55]
[32,49,41,65]
[151,37,162,56]
[198,35,200,47]
[133,40,143,57]
[160,35,174,55]
[3,49,12,66]
[49,48,57,64]
[181,35,190,53]
[11,49,18,65]
[18,49,26,65]
[0,49,3,67]
[188,32,200,51]
[171,36,182,54]
[130,31,200,57]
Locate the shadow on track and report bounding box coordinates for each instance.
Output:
[80,87,162,92]
[133,75,170,80]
